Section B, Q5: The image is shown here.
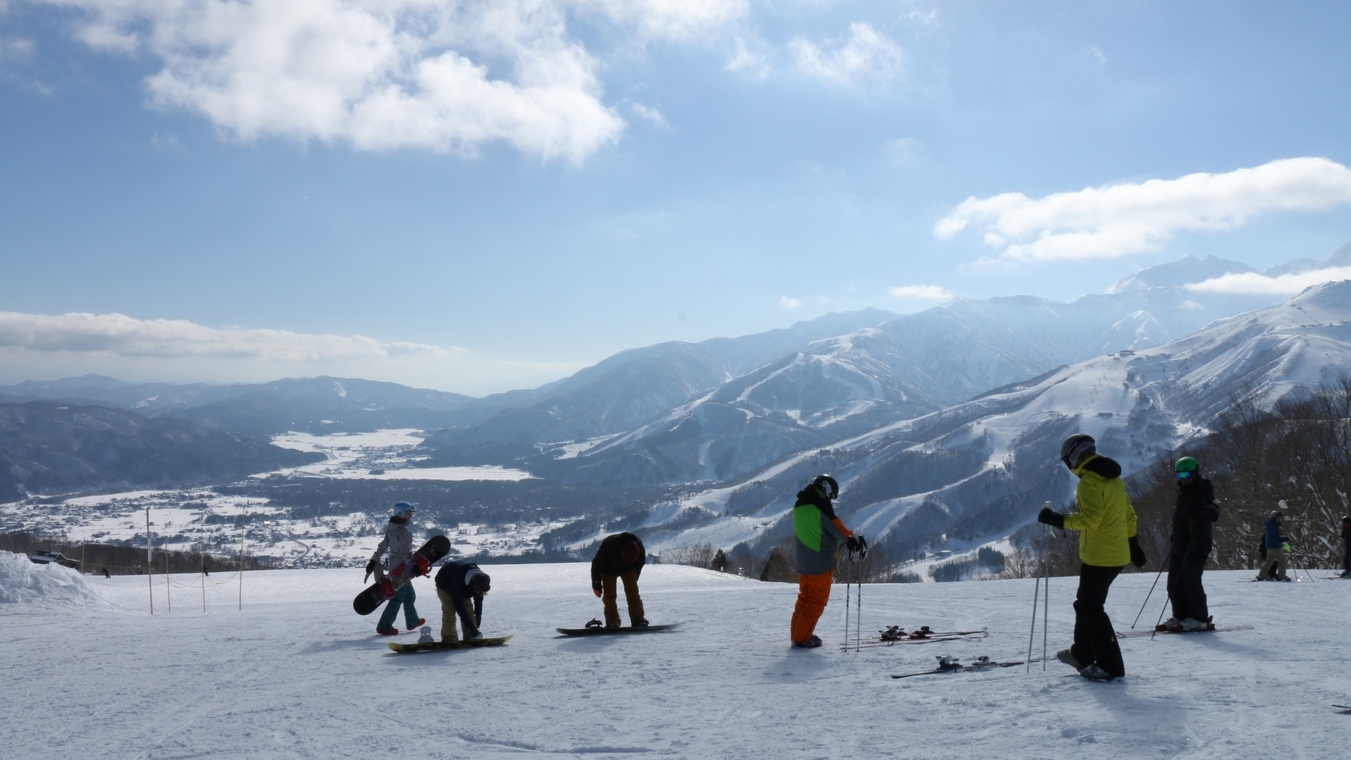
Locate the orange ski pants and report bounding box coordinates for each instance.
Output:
[790,570,835,643]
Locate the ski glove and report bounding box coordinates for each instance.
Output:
[1128,536,1147,568]
[364,559,378,582]
[845,535,866,554]
[593,587,603,598]
[1037,508,1065,530]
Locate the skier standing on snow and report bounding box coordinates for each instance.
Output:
[790,474,863,649]
[435,560,491,643]
[1256,510,1291,582]
[366,502,426,635]
[1163,457,1220,631]
[1039,434,1146,681]
[591,532,648,628]
[1341,516,1351,578]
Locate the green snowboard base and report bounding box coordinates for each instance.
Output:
[388,635,511,653]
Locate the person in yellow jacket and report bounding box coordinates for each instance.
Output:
[1038,434,1147,681]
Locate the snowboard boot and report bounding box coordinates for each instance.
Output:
[376,627,399,636]
[1056,648,1084,670]
[632,618,649,628]
[1079,664,1118,681]
[407,617,426,630]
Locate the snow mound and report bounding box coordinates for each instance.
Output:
[0,551,110,608]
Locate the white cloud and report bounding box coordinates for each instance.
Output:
[725,35,770,79]
[936,158,1351,264]
[627,101,669,128]
[790,22,904,86]
[0,311,581,395]
[779,296,802,309]
[30,0,666,164]
[1186,267,1351,296]
[882,136,925,166]
[570,0,748,39]
[888,284,953,301]
[0,36,36,61]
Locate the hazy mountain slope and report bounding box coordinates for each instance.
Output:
[0,401,322,501]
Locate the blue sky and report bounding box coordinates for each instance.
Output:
[2,0,1350,395]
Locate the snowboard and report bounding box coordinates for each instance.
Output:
[353,535,451,616]
[556,621,680,636]
[388,635,511,653]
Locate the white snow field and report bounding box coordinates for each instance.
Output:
[3,551,1347,759]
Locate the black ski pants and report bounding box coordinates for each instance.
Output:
[1071,562,1125,678]
[1167,545,1210,622]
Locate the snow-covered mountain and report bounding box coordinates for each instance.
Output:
[633,279,1351,559]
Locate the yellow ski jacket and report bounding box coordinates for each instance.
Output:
[1064,454,1138,567]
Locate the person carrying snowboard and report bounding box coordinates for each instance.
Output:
[366,502,425,635]
[790,474,863,649]
[1162,456,1220,631]
[1256,510,1290,581]
[1039,434,1146,681]
[591,532,647,628]
[435,560,491,643]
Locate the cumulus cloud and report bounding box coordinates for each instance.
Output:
[935,158,1351,264]
[26,0,750,163]
[779,296,803,309]
[1186,267,1351,296]
[888,284,953,301]
[0,310,583,395]
[790,22,904,86]
[0,311,463,362]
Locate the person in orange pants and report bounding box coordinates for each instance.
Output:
[790,474,862,648]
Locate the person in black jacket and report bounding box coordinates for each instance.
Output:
[1340,516,1351,578]
[591,532,646,628]
[1163,457,1220,631]
[434,560,491,643]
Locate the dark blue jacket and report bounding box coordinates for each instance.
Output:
[435,561,485,635]
[1263,518,1287,550]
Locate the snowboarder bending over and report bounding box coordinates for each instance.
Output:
[591,532,647,628]
[366,502,426,635]
[790,474,862,649]
[1163,456,1220,631]
[435,560,490,643]
[1256,510,1291,581]
[1039,435,1145,681]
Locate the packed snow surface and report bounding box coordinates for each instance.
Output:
[3,552,1346,759]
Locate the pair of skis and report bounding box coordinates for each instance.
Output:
[890,654,1024,679]
[842,625,989,649]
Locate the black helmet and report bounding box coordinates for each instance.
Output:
[812,474,839,500]
[1060,434,1096,470]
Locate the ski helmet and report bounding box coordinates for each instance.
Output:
[812,474,839,500]
[393,501,415,516]
[1060,434,1096,470]
[1174,456,1200,479]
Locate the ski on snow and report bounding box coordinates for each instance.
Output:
[1116,624,1254,639]
[843,625,988,649]
[890,655,1023,679]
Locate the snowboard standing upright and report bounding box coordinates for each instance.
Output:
[353,535,451,616]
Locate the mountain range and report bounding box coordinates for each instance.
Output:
[4,248,1351,561]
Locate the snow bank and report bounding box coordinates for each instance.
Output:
[0,551,110,608]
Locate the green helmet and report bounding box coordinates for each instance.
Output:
[1174,456,1199,474]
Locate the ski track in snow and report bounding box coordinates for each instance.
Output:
[2,554,1346,759]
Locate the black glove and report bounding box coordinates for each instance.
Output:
[1129,536,1147,568]
[845,535,862,553]
[364,559,377,582]
[1037,508,1065,529]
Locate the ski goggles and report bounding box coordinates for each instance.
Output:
[1175,470,1194,480]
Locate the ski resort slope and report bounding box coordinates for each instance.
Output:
[2,553,1346,759]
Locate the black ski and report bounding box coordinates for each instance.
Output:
[1116,624,1253,638]
[1334,704,1351,712]
[890,655,1023,679]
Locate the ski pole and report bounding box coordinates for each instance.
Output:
[844,555,851,650]
[1041,523,1050,670]
[856,548,863,652]
[1026,523,1044,673]
[1131,554,1170,629]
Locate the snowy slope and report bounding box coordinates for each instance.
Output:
[3,552,1347,759]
